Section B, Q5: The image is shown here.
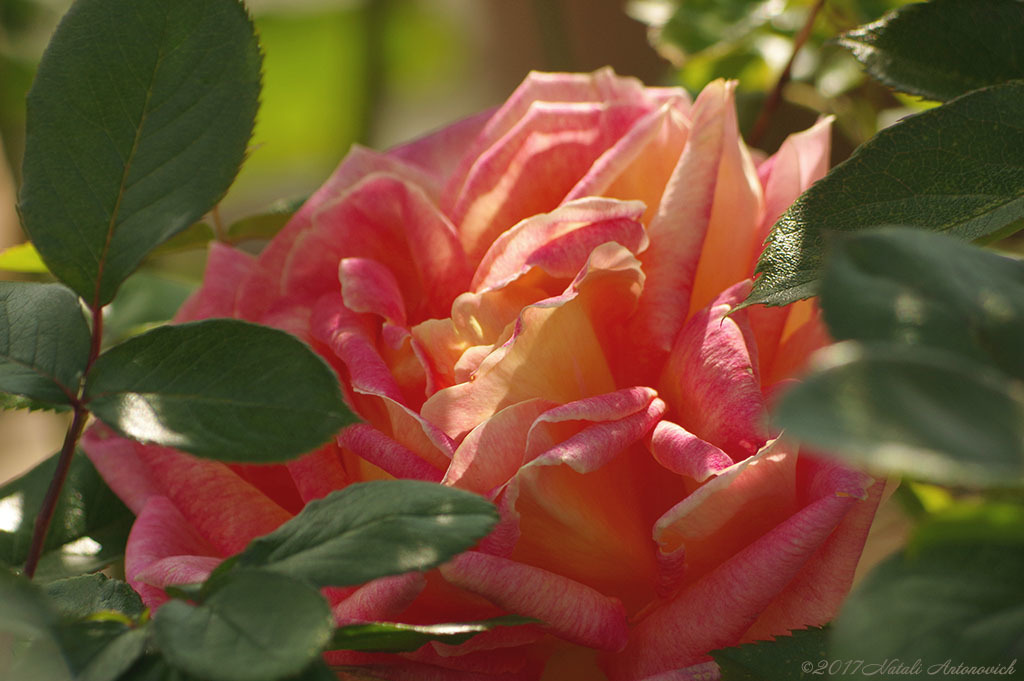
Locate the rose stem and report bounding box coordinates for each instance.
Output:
[23,305,104,578]
[748,0,827,147]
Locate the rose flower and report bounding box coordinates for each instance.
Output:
[84,69,882,680]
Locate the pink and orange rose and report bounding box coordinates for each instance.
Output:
[85,69,882,680]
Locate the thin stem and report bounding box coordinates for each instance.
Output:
[23,403,89,578]
[748,0,827,147]
[88,301,104,366]
[24,304,104,578]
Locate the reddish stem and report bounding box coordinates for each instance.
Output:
[23,402,89,578]
[749,0,827,147]
[23,305,104,578]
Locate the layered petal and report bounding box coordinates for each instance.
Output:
[660,282,767,460]
[440,552,630,652]
[627,81,761,379]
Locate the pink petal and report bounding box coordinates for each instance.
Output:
[444,398,557,495]
[124,496,219,608]
[132,444,291,555]
[411,318,472,395]
[627,80,747,378]
[756,116,832,248]
[422,244,643,439]
[174,243,255,322]
[311,294,407,405]
[133,555,221,595]
[472,198,647,292]
[660,282,767,460]
[388,109,494,181]
[332,573,427,624]
[340,257,408,326]
[448,101,652,260]
[339,424,445,482]
[565,100,691,225]
[440,552,630,652]
[684,86,764,317]
[279,173,470,321]
[81,425,163,514]
[652,439,798,581]
[444,68,655,207]
[525,388,665,472]
[286,442,351,503]
[649,420,734,483]
[237,147,439,322]
[743,460,880,641]
[608,460,868,679]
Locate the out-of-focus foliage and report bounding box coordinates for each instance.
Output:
[628,0,922,152]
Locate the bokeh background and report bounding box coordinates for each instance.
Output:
[0,0,914,567]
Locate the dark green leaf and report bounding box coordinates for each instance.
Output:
[237,480,497,587]
[56,620,148,681]
[748,81,1024,308]
[774,342,1024,487]
[712,627,829,681]
[0,568,57,637]
[18,0,261,307]
[153,571,333,681]
[0,282,89,404]
[820,227,1024,379]
[831,542,1024,671]
[839,0,1024,102]
[84,319,352,462]
[330,615,536,653]
[0,450,133,573]
[116,656,184,681]
[44,574,144,622]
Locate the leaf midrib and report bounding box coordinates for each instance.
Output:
[90,4,171,311]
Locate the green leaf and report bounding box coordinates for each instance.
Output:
[0,242,49,274]
[0,449,133,574]
[774,342,1024,487]
[712,626,829,681]
[330,615,536,653]
[0,568,57,637]
[658,0,776,56]
[839,0,1024,102]
[44,574,144,622]
[102,271,196,345]
[151,199,301,256]
[0,281,90,404]
[747,81,1024,308]
[18,0,261,308]
[153,571,333,681]
[55,620,148,681]
[909,501,1024,554]
[831,542,1024,672]
[820,227,1024,379]
[0,391,72,413]
[84,319,352,462]
[236,480,498,587]
[225,205,298,244]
